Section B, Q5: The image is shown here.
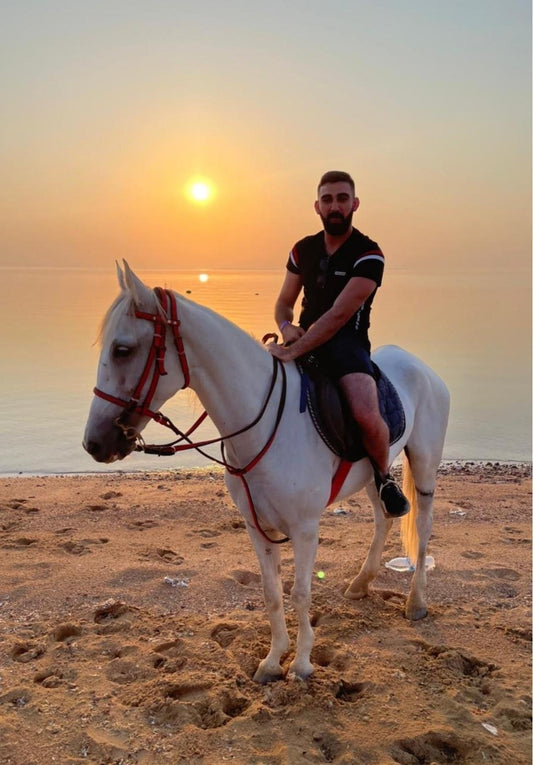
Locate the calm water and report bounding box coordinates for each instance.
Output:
[0,266,530,474]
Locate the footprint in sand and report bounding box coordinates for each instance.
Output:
[51,624,83,642]
[33,670,67,688]
[8,537,38,548]
[481,567,521,582]
[461,550,485,560]
[334,678,371,702]
[311,731,344,762]
[61,540,90,555]
[60,538,107,555]
[127,519,159,530]
[229,569,262,587]
[100,491,122,499]
[413,640,497,678]
[376,589,406,607]
[0,688,32,708]
[93,599,132,624]
[312,642,352,672]
[8,499,28,510]
[150,681,250,730]
[153,638,185,656]
[210,622,239,648]
[391,729,470,765]
[503,526,531,545]
[11,641,45,663]
[151,638,188,671]
[493,701,533,732]
[106,657,154,684]
[156,548,184,564]
[0,520,20,533]
[193,528,222,538]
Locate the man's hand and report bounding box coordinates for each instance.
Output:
[267,340,299,362]
[280,323,305,345]
[267,324,305,362]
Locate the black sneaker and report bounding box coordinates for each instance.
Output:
[377,476,410,518]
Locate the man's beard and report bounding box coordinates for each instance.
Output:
[321,211,353,236]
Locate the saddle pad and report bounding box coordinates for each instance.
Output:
[299,361,406,463]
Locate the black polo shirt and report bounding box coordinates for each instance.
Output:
[286,228,385,338]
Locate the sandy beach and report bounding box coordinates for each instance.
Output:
[0,462,530,764]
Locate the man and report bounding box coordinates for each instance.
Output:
[267,170,409,518]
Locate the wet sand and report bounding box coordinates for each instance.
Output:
[0,462,530,764]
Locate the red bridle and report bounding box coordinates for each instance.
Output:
[94,287,190,427]
[92,287,289,544]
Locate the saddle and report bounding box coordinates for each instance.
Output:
[297,355,406,463]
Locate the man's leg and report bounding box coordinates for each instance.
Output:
[339,372,409,517]
[339,372,389,476]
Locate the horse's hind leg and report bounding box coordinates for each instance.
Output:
[402,450,439,621]
[247,528,290,684]
[402,373,449,619]
[344,481,393,600]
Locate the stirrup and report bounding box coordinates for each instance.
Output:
[377,476,410,518]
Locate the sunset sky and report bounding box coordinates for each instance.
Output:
[2,1,531,273]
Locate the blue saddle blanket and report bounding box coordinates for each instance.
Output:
[297,359,406,463]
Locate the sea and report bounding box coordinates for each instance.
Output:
[0,266,530,475]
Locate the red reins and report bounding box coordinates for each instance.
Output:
[93,287,289,544]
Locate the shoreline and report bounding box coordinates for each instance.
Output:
[1,458,531,480]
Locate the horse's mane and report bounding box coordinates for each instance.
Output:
[97,286,267,355]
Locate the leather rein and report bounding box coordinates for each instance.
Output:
[93,287,289,544]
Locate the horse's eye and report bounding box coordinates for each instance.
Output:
[113,345,133,359]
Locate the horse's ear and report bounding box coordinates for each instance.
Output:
[115,260,126,291]
[122,260,154,308]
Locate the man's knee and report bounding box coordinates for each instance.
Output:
[354,407,387,436]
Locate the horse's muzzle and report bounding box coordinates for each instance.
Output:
[82,432,136,463]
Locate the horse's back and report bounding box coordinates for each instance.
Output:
[372,344,449,407]
[373,344,450,465]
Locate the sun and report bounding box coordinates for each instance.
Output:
[187,179,213,204]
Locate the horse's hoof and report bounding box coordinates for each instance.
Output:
[288,660,314,679]
[405,604,428,621]
[253,662,284,684]
[344,584,368,601]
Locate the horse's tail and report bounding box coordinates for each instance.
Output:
[400,452,419,565]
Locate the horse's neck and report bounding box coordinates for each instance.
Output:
[179,296,277,434]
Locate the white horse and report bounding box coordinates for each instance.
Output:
[84,262,450,683]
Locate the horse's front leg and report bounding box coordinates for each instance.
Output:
[246,527,290,684]
[344,481,393,599]
[288,526,319,679]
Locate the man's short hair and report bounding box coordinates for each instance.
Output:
[318,171,355,195]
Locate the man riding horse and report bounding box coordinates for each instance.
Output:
[268,170,409,518]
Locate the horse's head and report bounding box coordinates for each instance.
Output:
[83,261,187,463]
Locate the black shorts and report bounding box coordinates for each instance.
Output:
[314,327,374,381]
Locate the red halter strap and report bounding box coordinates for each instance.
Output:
[93,288,190,420]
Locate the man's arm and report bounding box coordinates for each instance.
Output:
[268,276,377,361]
[274,271,305,344]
